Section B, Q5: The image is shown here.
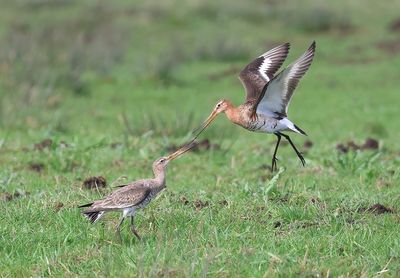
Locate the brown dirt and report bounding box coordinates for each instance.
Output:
[178,196,214,211]
[194,199,210,211]
[362,138,379,150]
[54,202,64,212]
[376,40,400,54]
[336,138,379,153]
[389,18,400,32]
[303,140,313,149]
[336,143,349,153]
[288,221,319,229]
[358,203,394,215]
[179,196,190,205]
[28,162,45,173]
[34,139,53,151]
[82,176,107,189]
[1,190,30,202]
[110,142,123,149]
[1,193,13,201]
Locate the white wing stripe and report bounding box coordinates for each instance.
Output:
[258,58,272,81]
[256,41,316,117]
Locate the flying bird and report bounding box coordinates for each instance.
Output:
[79,143,195,240]
[191,42,316,171]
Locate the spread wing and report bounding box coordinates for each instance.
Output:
[238,43,290,102]
[83,186,151,212]
[255,41,316,117]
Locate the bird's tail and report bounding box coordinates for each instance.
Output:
[79,202,104,223]
[293,124,307,136]
[280,118,307,135]
[83,211,105,224]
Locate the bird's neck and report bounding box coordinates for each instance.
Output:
[225,104,241,125]
[153,170,166,187]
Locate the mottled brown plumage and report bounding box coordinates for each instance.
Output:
[79,143,194,239]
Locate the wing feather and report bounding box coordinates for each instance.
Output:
[255,41,316,117]
[83,186,151,212]
[239,43,290,102]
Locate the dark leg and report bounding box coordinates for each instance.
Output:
[279,133,306,166]
[130,216,141,240]
[115,216,125,241]
[271,133,281,172]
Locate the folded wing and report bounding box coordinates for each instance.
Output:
[83,186,151,212]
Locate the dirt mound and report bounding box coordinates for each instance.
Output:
[82,176,107,189]
[34,139,53,151]
[1,190,30,202]
[336,138,379,153]
[358,203,394,215]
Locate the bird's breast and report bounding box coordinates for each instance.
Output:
[246,115,280,133]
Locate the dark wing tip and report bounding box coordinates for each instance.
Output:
[284,42,291,50]
[276,42,291,56]
[282,42,290,55]
[259,42,291,58]
[309,41,316,52]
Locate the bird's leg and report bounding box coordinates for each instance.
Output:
[130,216,141,240]
[271,133,281,172]
[115,216,125,241]
[279,133,306,166]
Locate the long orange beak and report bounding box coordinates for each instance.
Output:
[191,109,219,142]
[167,142,196,161]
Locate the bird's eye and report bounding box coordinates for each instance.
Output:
[216,103,221,108]
[159,159,165,163]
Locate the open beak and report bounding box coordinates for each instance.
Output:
[191,110,219,142]
[167,142,196,161]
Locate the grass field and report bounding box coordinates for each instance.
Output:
[1,0,400,276]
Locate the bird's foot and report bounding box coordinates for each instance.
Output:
[297,153,306,167]
[271,157,279,172]
[131,226,141,240]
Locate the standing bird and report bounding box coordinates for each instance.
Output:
[191,42,316,171]
[79,143,194,239]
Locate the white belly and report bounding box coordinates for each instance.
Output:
[248,115,290,133]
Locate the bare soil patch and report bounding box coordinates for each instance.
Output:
[336,138,379,153]
[82,176,107,189]
[34,139,53,151]
[1,190,30,202]
[28,162,45,173]
[358,203,394,215]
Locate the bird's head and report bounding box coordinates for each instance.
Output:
[190,99,232,141]
[213,99,230,114]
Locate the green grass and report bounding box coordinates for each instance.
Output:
[1,0,400,276]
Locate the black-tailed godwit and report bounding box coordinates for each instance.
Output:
[79,143,194,239]
[192,42,316,171]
